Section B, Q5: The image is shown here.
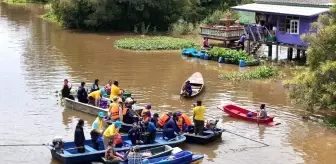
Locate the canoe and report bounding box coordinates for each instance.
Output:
[101,145,174,164]
[48,132,186,164]
[183,128,224,144]
[63,98,144,133]
[219,104,280,126]
[143,151,204,164]
[180,72,204,98]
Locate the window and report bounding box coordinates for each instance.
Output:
[277,16,300,34]
[290,20,299,34]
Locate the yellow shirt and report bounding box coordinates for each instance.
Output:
[110,85,121,99]
[193,106,205,121]
[103,124,118,137]
[88,90,101,99]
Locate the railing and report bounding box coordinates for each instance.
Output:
[244,24,274,42]
[200,26,245,39]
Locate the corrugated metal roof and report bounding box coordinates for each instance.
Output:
[256,0,333,6]
[232,3,329,17]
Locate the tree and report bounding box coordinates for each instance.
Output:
[286,1,336,112]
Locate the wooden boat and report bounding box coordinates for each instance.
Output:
[63,98,143,133]
[143,151,204,164]
[48,132,186,164]
[219,104,280,126]
[183,128,224,144]
[101,145,175,164]
[180,72,204,98]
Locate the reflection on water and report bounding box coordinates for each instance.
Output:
[0,3,336,164]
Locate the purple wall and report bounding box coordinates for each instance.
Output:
[260,14,319,46]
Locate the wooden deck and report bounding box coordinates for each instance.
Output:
[200,26,245,41]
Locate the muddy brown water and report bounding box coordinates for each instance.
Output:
[0,3,335,164]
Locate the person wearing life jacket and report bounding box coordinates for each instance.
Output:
[90,112,105,150]
[141,104,152,118]
[157,112,173,128]
[122,98,136,124]
[175,112,193,132]
[110,98,126,121]
[162,113,181,140]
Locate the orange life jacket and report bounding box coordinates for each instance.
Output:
[177,116,184,131]
[111,105,128,120]
[158,114,170,127]
[182,114,192,126]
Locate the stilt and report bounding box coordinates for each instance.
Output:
[287,47,293,60]
[275,44,279,61]
[248,39,251,55]
[267,44,272,59]
[302,50,307,62]
[296,49,301,60]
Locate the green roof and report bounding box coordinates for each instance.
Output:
[256,0,333,7]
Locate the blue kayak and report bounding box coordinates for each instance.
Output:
[48,133,186,164]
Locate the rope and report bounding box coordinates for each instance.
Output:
[224,130,270,146]
[0,143,48,147]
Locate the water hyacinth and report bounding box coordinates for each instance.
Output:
[219,65,280,81]
[114,36,197,51]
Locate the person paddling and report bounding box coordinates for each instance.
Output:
[181,81,192,96]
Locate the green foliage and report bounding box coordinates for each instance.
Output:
[323,116,336,129]
[49,0,240,31]
[219,65,279,80]
[4,0,48,3]
[169,19,199,36]
[114,37,197,51]
[286,3,336,112]
[41,11,61,24]
[207,47,252,64]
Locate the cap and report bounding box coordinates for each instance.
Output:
[114,120,122,128]
[98,112,105,118]
[146,104,151,109]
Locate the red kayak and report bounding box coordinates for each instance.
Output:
[219,104,279,125]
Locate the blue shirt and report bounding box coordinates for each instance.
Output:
[147,122,156,133]
[92,119,99,130]
[239,35,246,43]
[163,118,180,133]
[186,84,192,93]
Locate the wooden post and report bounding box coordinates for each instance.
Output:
[248,39,251,55]
[296,49,301,60]
[302,50,307,63]
[268,44,272,59]
[275,44,279,61]
[287,47,293,60]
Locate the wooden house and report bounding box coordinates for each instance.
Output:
[231,0,333,59]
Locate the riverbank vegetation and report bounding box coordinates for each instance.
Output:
[45,0,246,32]
[207,47,259,66]
[219,65,279,81]
[285,3,336,127]
[3,0,47,3]
[114,37,196,51]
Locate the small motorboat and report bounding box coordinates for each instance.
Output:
[142,151,204,164]
[48,133,186,164]
[183,120,224,144]
[180,72,204,98]
[219,104,280,126]
[102,145,175,164]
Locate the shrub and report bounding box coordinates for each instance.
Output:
[207,47,254,64]
[169,19,199,36]
[114,36,197,51]
[219,65,280,80]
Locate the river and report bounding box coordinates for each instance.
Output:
[0,3,335,164]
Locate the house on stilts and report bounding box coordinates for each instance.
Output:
[230,0,333,60]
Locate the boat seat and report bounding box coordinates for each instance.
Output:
[84,145,97,152]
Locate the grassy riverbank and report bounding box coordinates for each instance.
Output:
[114,37,197,51]
[40,11,61,25]
[323,116,336,129]
[219,65,280,80]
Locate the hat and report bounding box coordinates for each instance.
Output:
[146,104,151,109]
[98,112,105,118]
[125,97,134,103]
[175,111,182,116]
[114,120,122,128]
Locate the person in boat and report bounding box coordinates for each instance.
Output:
[203,38,212,48]
[144,120,157,144]
[123,98,136,124]
[176,111,193,132]
[150,113,159,127]
[104,80,113,95]
[127,145,143,164]
[90,79,100,93]
[105,141,123,161]
[61,79,74,100]
[103,120,122,149]
[163,112,181,140]
[157,112,173,129]
[113,132,123,148]
[90,112,105,150]
[258,104,268,119]
[110,80,123,101]
[181,80,192,96]
[128,123,142,145]
[193,100,205,135]
[77,82,88,103]
[110,98,125,121]
[74,119,85,153]
[88,89,102,106]
[238,34,246,51]
[100,87,108,98]
[108,96,119,115]
[141,104,152,118]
